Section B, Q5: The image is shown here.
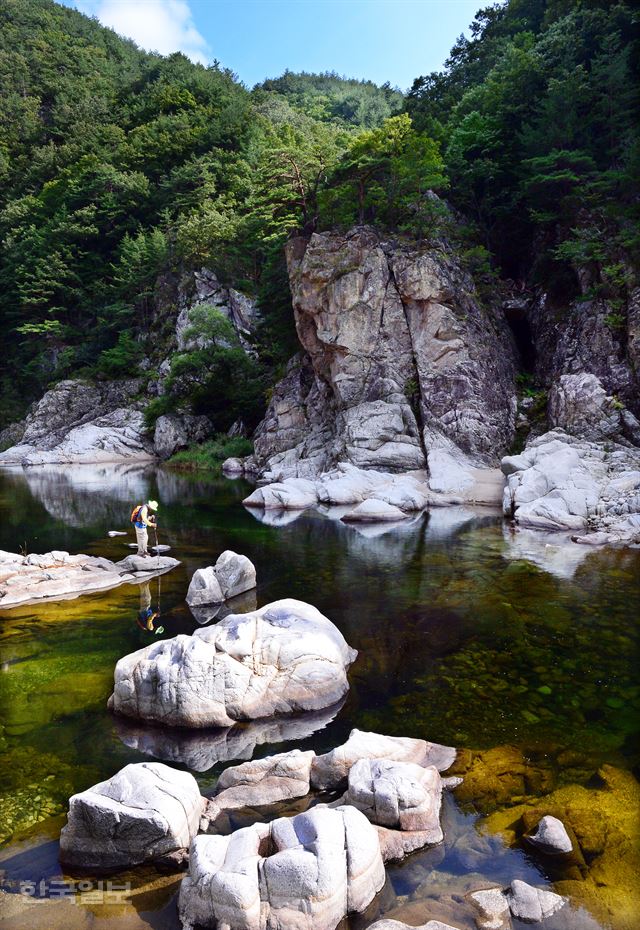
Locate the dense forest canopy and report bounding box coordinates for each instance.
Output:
[0,0,637,434]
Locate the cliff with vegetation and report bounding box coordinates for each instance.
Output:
[0,0,638,537]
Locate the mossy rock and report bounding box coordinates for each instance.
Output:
[448,745,557,813]
[481,765,640,930]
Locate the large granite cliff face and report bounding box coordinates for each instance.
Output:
[246,227,518,489]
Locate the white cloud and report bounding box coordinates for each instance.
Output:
[88,0,211,64]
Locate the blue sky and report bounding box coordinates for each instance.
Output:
[63,0,486,91]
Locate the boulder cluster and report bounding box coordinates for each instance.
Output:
[53,553,573,930]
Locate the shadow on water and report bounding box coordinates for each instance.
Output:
[0,464,638,929]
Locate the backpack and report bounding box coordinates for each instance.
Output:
[130,504,143,525]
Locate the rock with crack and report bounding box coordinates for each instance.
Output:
[244,227,517,490]
[507,880,566,923]
[345,758,443,839]
[200,749,315,831]
[59,762,204,870]
[467,887,512,930]
[154,413,213,460]
[310,729,456,791]
[109,599,357,728]
[178,805,385,930]
[186,550,256,606]
[525,814,573,855]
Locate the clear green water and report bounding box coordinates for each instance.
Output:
[0,463,638,929]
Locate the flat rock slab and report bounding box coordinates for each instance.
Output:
[109,598,357,728]
[201,749,315,830]
[59,761,204,870]
[311,728,456,791]
[179,805,385,930]
[0,549,179,609]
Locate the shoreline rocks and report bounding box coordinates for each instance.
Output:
[0,548,179,609]
[109,598,357,728]
[502,429,640,540]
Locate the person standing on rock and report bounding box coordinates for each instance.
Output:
[131,500,158,557]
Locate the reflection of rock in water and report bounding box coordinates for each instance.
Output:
[113,699,346,772]
[188,587,258,625]
[243,505,304,527]
[20,464,154,527]
[501,524,592,580]
[424,505,495,540]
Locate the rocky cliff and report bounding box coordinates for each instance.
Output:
[246,227,517,496]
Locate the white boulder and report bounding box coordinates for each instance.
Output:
[345,758,443,840]
[525,814,573,855]
[59,762,203,870]
[341,499,407,523]
[178,805,385,930]
[502,429,640,537]
[507,880,566,922]
[186,550,256,606]
[109,599,357,728]
[310,729,456,791]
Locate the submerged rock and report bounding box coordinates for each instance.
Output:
[467,887,512,930]
[525,814,573,855]
[59,762,203,870]
[507,879,566,922]
[109,599,356,728]
[178,805,385,930]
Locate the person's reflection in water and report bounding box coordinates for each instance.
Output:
[136,581,164,635]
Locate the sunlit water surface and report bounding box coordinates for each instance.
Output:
[0,464,638,930]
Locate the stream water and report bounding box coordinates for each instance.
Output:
[0,464,638,930]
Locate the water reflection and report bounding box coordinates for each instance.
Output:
[112,699,347,772]
[0,464,638,930]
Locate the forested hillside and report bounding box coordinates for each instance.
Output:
[0,0,637,434]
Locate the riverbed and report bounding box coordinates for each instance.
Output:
[0,463,638,930]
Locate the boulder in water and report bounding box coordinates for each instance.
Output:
[109,599,357,728]
[59,762,204,870]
